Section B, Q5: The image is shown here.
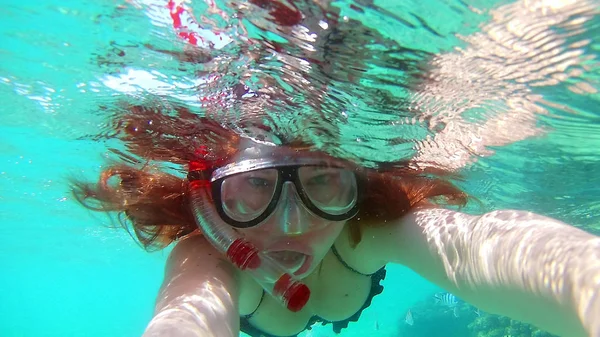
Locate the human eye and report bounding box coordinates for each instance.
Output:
[247,176,271,188]
[307,173,333,185]
[306,167,343,186]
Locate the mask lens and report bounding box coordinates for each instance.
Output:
[220,168,278,222]
[298,166,357,215]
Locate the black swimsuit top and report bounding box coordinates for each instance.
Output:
[239,245,387,337]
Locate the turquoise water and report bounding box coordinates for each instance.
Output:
[1,0,599,337]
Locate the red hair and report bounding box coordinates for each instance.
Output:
[73,104,467,250]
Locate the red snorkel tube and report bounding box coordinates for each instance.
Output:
[187,159,310,312]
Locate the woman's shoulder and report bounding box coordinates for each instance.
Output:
[154,233,242,322]
[345,205,445,268]
[170,232,221,259]
[334,224,389,274]
[166,233,237,281]
[173,234,265,315]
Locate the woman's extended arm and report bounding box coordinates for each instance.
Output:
[374,208,600,337]
[142,234,240,337]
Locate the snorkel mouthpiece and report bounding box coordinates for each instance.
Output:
[188,163,310,312]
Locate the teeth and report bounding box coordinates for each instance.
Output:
[268,251,306,272]
[280,251,301,262]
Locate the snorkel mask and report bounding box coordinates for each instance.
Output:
[188,139,359,312]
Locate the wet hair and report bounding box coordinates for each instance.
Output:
[73,104,467,250]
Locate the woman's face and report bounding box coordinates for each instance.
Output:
[225,165,354,279]
[216,142,358,279]
[238,205,347,279]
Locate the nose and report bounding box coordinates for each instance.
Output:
[275,182,310,235]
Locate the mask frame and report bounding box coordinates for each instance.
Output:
[211,161,360,228]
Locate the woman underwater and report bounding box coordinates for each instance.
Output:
[77,0,600,336]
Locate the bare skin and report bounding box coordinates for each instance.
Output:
[235,223,385,336]
[144,208,600,337]
[145,223,384,337]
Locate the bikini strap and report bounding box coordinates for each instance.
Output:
[243,290,266,319]
[330,244,375,276]
[244,244,371,319]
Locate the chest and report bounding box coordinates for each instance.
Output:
[237,250,376,336]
